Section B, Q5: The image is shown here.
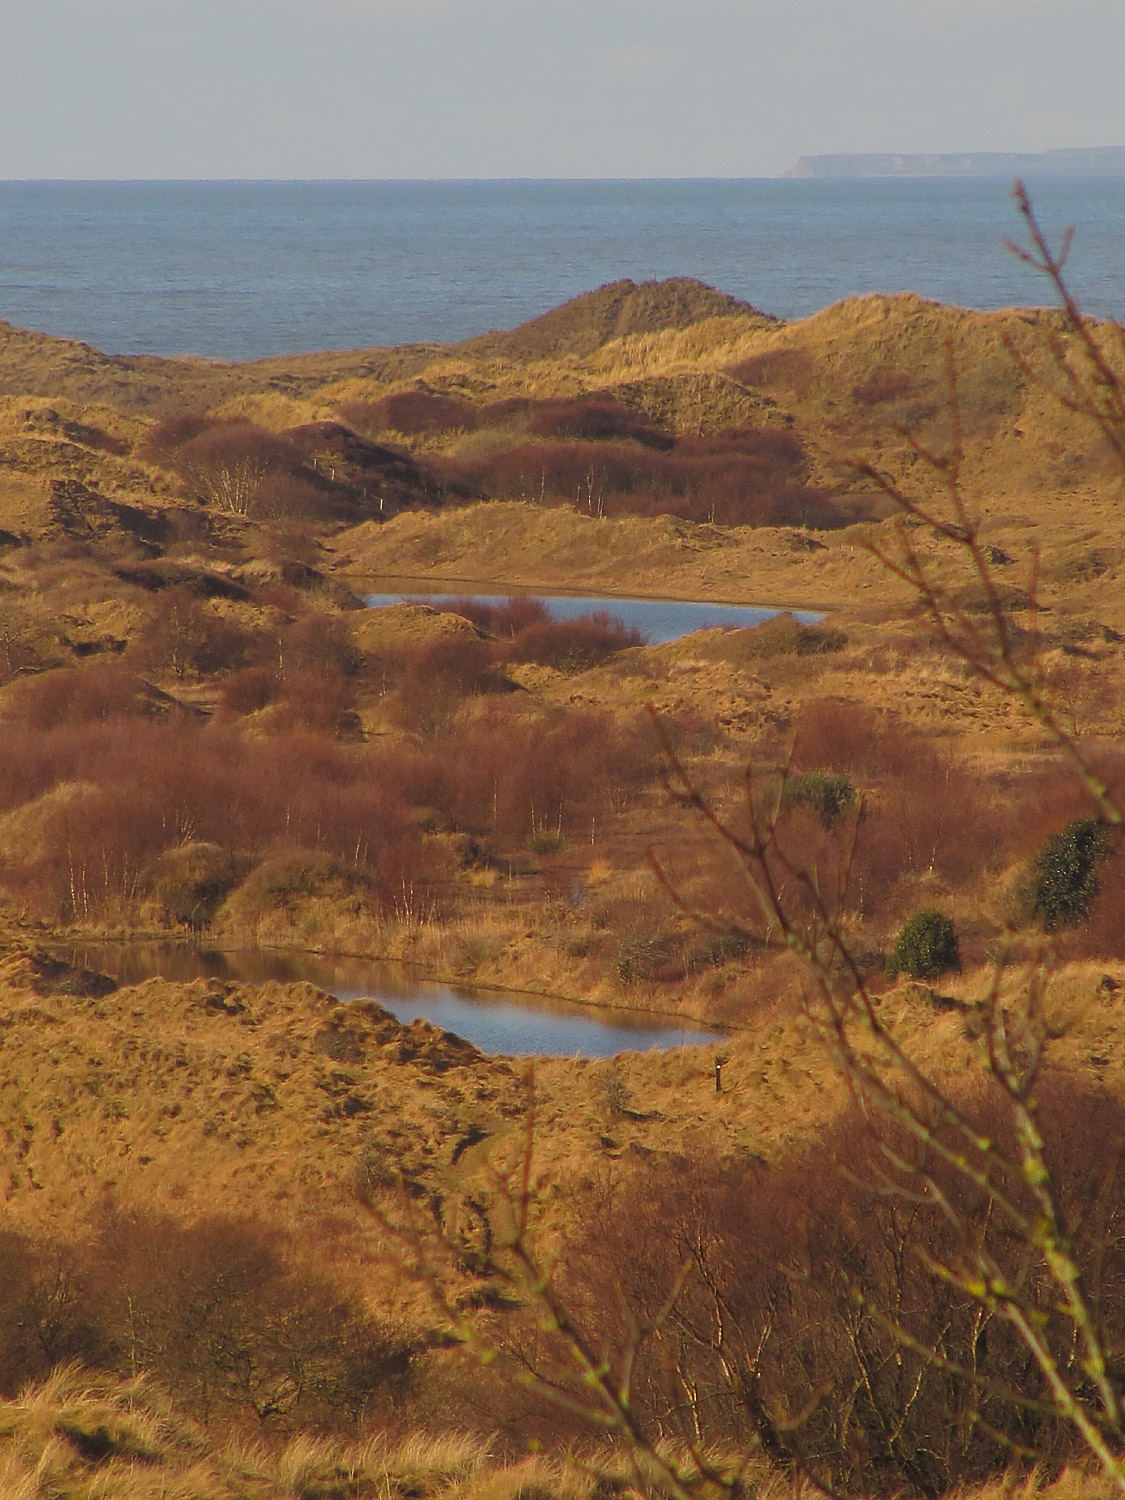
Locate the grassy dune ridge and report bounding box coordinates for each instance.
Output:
[0,277,1123,1494]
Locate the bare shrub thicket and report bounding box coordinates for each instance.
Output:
[0,1207,410,1433]
[432,428,859,528]
[506,612,645,673]
[338,390,480,438]
[389,707,655,844]
[7,662,147,729]
[556,1079,1125,1497]
[130,589,254,679]
[430,595,552,639]
[389,634,504,738]
[142,416,336,520]
[423,597,646,672]
[524,395,673,448]
[0,686,656,922]
[0,720,422,922]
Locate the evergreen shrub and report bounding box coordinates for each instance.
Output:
[786,770,856,831]
[1031,818,1112,930]
[887,909,961,980]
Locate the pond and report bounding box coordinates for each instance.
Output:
[60,944,721,1059]
[362,586,822,644]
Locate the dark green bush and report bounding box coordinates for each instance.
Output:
[786,770,856,831]
[1031,818,1112,930]
[887,909,961,980]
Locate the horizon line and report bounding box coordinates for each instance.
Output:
[1,175,789,185]
[3,169,1122,187]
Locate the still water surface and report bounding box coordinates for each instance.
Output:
[62,944,720,1059]
[2,179,1121,358]
[364,588,821,642]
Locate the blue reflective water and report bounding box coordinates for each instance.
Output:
[61,943,719,1059]
[342,987,717,1059]
[1,178,1122,359]
[365,590,822,643]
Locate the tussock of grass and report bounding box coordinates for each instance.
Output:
[0,1365,212,1498]
[0,1378,639,1500]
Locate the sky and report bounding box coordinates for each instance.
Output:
[2,0,1125,180]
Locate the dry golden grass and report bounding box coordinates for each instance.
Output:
[0,1361,1115,1500]
[324,501,871,610]
[0,1366,657,1500]
[0,281,1123,1497]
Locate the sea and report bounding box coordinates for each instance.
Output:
[1,177,1123,362]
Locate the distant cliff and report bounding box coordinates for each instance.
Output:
[784,146,1125,179]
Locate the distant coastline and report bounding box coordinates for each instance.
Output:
[785,146,1125,180]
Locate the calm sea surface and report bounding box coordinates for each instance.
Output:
[1,179,1123,360]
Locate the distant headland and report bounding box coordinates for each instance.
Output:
[784,146,1125,179]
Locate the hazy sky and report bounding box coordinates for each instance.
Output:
[3,0,1124,179]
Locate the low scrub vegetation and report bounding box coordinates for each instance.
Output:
[431,427,856,528]
[5,265,1125,1500]
[422,597,646,672]
[559,1078,1125,1497]
[0,677,654,927]
[0,1205,408,1433]
[293,385,882,531]
[140,412,447,522]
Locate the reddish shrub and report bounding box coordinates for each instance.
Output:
[445,439,654,510]
[393,634,503,736]
[129,590,252,679]
[507,612,645,672]
[791,699,920,776]
[727,348,815,392]
[477,396,534,428]
[783,701,1047,925]
[851,771,1009,922]
[39,780,172,919]
[279,612,362,678]
[0,1228,103,1395]
[428,595,551,638]
[167,422,303,516]
[251,471,337,521]
[1077,841,1125,959]
[9,663,148,730]
[526,396,672,448]
[398,707,655,841]
[218,666,280,717]
[338,391,480,437]
[437,428,854,529]
[0,719,427,920]
[72,1205,410,1431]
[0,1205,413,1428]
[562,1080,1125,1493]
[266,669,356,734]
[138,412,211,465]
